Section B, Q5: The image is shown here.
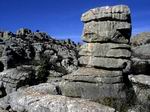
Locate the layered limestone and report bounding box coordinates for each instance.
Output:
[79,43,131,58]
[61,5,132,111]
[81,5,131,44]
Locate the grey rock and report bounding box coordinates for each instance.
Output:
[0,108,8,112]
[16,28,32,36]
[82,21,131,44]
[46,77,63,84]
[0,45,4,57]
[128,105,150,112]
[81,5,131,22]
[129,75,150,108]
[131,32,150,46]
[81,5,131,44]
[0,96,10,109]
[7,88,115,112]
[64,67,122,77]
[129,75,150,86]
[131,58,150,74]
[34,32,49,40]
[18,83,58,95]
[79,56,131,69]
[132,44,150,59]
[63,67,123,83]
[64,74,123,84]
[60,81,126,104]
[49,70,64,77]
[0,66,35,94]
[80,43,131,58]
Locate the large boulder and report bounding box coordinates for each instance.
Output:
[0,66,35,95]
[129,75,150,111]
[0,85,115,112]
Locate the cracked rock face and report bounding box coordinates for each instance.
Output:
[81,5,131,43]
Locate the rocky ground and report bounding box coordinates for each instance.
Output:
[0,5,149,112]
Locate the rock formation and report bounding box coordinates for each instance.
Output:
[0,28,79,98]
[0,4,150,112]
[128,32,150,111]
[60,5,132,111]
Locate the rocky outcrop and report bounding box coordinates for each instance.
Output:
[0,83,115,112]
[60,5,132,111]
[128,75,150,112]
[129,32,150,111]
[131,32,150,46]
[0,66,35,96]
[131,33,150,76]
[0,28,78,86]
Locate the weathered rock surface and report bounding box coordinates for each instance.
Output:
[79,43,131,58]
[0,4,150,112]
[131,58,150,74]
[0,28,78,73]
[131,32,150,46]
[60,81,126,99]
[130,32,150,112]
[63,68,123,83]
[0,66,35,95]
[129,75,150,111]
[81,5,130,22]
[0,85,115,112]
[60,5,132,112]
[79,56,131,69]
[81,5,131,44]
[132,44,150,59]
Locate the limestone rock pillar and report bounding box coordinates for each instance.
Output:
[60,5,132,110]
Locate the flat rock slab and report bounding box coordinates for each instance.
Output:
[79,43,131,58]
[63,67,123,83]
[63,67,122,77]
[82,21,131,44]
[129,74,150,86]
[129,75,150,105]
[18,83,58,95]
[6,88,115,112]
[81,5,131,44]
[132,44,150,59]
[82,21,131,43]
[79,56,131,69]
[60,81,126,101]
[81,5,130,22]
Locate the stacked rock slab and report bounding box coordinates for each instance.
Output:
[60,5,132,110]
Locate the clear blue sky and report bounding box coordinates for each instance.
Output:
[0,0,150,42]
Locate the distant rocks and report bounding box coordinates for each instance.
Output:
[131,32,150,75]
[131,32,150,46]
[129,32,150,111]
[0,28,79,86]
